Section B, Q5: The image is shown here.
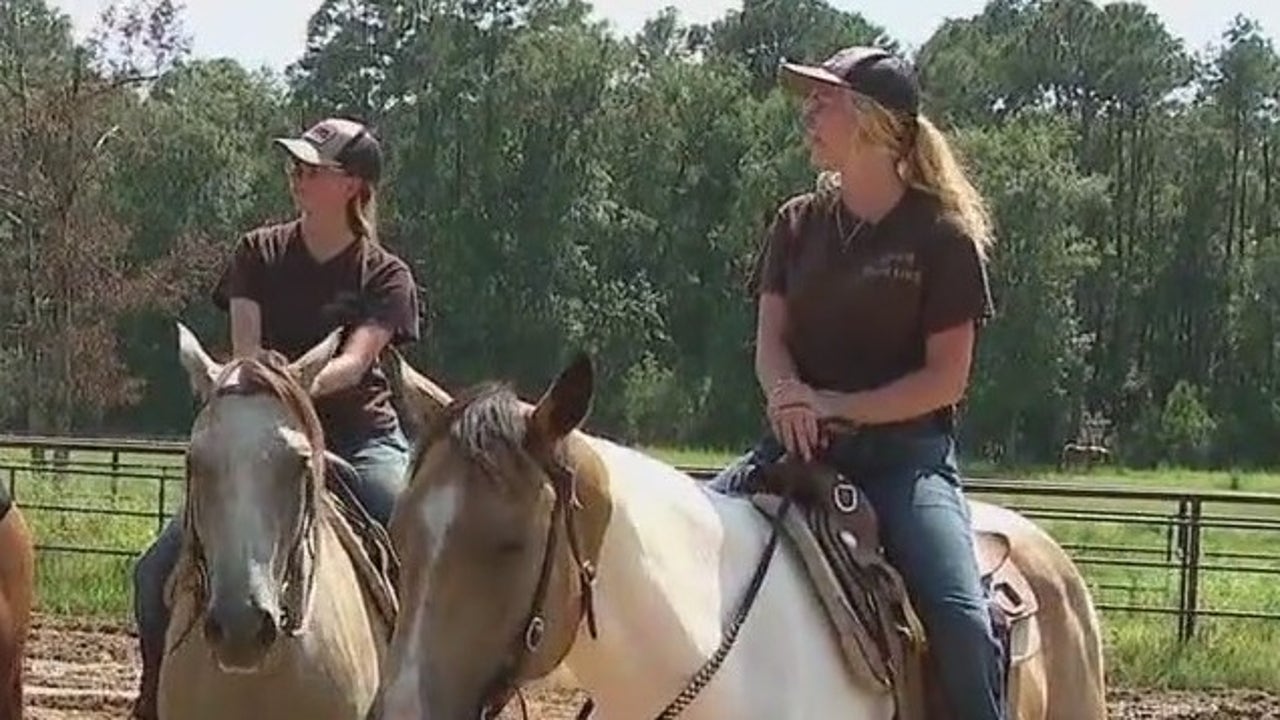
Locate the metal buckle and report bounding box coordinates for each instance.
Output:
[833,483,859,514]
[525,616,545,651]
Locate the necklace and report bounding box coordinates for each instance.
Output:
[834,203,868,253]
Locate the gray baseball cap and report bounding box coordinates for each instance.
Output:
[780,46,920,116]
[274,117,383,183]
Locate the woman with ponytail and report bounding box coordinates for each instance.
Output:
[709,48,1004,720]
[128,118,421,720]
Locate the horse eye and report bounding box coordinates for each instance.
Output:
[494,537,527,556]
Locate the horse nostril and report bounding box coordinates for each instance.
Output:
[255,605,279,647]
[203,614,223,643]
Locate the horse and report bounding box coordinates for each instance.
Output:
[163,322,393,720]
[0,491,34,720]
[1059,443,1112,472]
[368,352,1107,720]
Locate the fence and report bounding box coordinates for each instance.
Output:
[3,433,1280,644]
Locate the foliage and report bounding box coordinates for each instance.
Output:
[4,0,1280,469]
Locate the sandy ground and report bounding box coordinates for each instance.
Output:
[20,615,1280,719]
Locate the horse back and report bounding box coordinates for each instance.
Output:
[967,500,1107,720]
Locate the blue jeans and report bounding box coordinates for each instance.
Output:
[130,423,411,716]
[709,425,1006,720]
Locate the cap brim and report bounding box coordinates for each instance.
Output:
[779,62,847,95]
[273,137,337,167]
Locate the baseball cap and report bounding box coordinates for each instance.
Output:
[274,117,383,183]
[779,46,920,116]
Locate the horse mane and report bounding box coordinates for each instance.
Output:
[416,380,575,492]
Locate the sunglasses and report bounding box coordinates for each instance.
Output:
[285,159,348,179]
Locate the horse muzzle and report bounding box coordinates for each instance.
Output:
[204,593,282,672]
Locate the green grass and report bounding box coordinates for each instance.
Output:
[6,444,1280,690]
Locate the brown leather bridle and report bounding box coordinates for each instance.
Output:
[477,441,600,720]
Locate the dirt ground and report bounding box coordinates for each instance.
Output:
[20,615,1280,719]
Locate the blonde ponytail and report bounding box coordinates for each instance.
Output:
[347,183,379,245]
[901,115,994,258]
[832,92,995,259]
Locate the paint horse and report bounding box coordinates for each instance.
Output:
[369,352,1107,719]
[0,487,34,720]
[164,323,397,720]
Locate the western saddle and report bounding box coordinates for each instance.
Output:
[746,460,1039,720]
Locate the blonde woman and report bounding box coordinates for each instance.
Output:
[129,118,422,720]
[709,48,1003,719]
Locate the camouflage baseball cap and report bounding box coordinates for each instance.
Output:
[274,117,383,183]
[779,46,920,115]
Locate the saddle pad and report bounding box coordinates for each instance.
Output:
[750,494,927,720]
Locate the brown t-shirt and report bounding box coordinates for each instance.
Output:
[750,188,994,421]
[211,219,422,448]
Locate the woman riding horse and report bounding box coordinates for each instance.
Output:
[708,47,1005,720]
[130,117,423,720]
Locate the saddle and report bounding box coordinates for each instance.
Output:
[321,453,400,631]
[746,461,1039,720]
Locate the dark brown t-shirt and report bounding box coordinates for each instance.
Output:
[211,220,422,448]
[750,188,994,418]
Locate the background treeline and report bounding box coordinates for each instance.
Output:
[2,0,1278,469]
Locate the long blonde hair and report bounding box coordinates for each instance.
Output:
[823,93,994,259]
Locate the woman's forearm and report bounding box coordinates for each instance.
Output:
[822,367,961,425]
[309,352,369,397]
[755,295,799,396]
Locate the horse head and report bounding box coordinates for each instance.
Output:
[175,322,340,673]
[368,351,610,720]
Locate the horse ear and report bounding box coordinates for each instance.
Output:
[176,322,223,400]
[529,351,593,445]
[382,346,451,436]
[289,328,343,392]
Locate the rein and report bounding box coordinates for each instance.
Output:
[166,359,323,655]
[478,441,792,720]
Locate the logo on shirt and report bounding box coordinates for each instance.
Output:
[862,252,921,285]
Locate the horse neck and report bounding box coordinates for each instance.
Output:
[564,436,767,708]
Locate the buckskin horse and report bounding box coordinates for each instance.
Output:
[0,488,34,720]
[368,351,1106,720]
[162,323,397,720]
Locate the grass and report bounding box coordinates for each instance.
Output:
[6,443,1280,691]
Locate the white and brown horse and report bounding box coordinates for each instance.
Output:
[369,353,1106,719]
[163,323,391,720]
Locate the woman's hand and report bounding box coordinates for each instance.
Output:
[767,378,824,461]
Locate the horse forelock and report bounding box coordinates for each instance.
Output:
[416,382,549,490]
[210,352,327,474]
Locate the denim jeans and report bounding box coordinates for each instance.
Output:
[708,425,1007,720]
[130,422,411,717]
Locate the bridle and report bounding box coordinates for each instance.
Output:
[475,437,793,720]
[477,440,600,720]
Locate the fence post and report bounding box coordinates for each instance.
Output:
[157,466,167,535]
[1175,498,1191,643]
[1182,498,1203,642]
